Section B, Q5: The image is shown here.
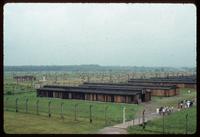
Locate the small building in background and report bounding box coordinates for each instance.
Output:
[13,75,36,82]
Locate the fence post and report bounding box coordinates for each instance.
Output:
[25,98,28,113]
[6,97,9,111]
[36,100,39,115]
[16,98,18,112]
[163,112,165,134]
[138,116,140,125]
[105,106,108,125]
[142,109,145,129]
[123,107,126,124]
[74,104,78,121]
[61,102,64,120]
[90,105,92,123]
[48,101,51,118]
[186,113,188,134]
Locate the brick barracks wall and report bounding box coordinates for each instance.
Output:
[150,89,177,97]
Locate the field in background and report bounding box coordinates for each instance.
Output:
[4,70,195,94]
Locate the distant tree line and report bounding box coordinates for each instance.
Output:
[4,65,196,73]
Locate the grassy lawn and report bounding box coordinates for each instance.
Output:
[4,111,105,134]
[4,92,142,134]
[128,106,197,134]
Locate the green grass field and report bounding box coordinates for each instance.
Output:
[128,106,196,134]
[4,111,105,134]
[4,92,142,134]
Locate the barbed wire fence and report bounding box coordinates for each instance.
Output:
[130,108,194,134]
[4,97,136,126]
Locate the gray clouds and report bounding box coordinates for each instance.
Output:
[4,3,196,67]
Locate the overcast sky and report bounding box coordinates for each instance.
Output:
[3,3,196,67]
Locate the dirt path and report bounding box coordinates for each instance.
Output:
[97,101,195,134]
[97,102,162,134]
[97,92,196,134]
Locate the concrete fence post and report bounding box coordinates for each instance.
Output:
[48,101,51,118]
[15,98,19,112]
[25,98,28,113]
[123,107,126,124]
[74,104,78,121]
[105,106,108,125]
[6,97,9,111]
[36,100,39,115]
[61,102,64,120]
[90,105,92,123]
[142,109,145,129]
[163,112,165,134]
[138,116,140,125]
[186,113,188,134]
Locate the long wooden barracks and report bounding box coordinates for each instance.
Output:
[80,82,178,97]
[37,85,151,104]
[36,75,196,104]
[128,75,196,89]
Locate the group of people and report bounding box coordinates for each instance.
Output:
[156,99,194,115]
[156,106,174,115]
[178,99,194,110]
